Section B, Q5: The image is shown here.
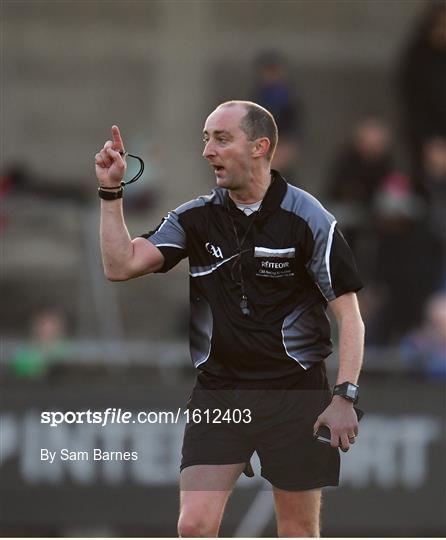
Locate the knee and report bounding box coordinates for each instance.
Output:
[278,520,319,538]
[177,512,219,538]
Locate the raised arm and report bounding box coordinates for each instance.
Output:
[95,125,164,281]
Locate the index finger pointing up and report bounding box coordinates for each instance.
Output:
[111,125,125,152]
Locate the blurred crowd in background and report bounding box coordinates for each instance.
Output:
[2,1,445,381]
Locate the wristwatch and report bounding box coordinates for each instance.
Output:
[333,382,359,404]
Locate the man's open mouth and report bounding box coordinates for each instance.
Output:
[213,165,224,172]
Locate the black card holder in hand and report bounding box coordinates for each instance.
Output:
[315,407,364,445]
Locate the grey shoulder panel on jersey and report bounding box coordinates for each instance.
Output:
[281,185,337,301]
[281,184,336,233]
[147,188,223,250]
[174,188,223,215]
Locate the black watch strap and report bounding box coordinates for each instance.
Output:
[98,187,123,200]
[333,382,359,404]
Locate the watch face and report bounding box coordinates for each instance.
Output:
[346,383,358,399]
[334,382,358,402]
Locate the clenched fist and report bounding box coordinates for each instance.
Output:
[95,125,127,188]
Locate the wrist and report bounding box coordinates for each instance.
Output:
[333,381,359,404]
[98,183,123,191]
[331,394,354,406]
[98,186,123,200]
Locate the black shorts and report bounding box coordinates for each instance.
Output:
[180,362,340,491]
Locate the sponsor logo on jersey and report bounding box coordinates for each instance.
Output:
[261,261,290,269]
[257,258,294,278]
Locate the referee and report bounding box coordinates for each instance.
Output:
[95,100,364,538]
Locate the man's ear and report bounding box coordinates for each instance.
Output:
[252,137,271,159]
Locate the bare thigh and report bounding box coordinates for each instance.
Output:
[178,463,245,537]
[273,487,322,538]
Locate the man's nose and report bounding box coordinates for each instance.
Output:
[203,140,215,159]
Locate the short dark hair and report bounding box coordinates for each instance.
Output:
[218,100,278,161]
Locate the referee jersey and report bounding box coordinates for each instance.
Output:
[142,170,362,380]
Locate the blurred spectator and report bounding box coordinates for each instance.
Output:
[9,309,68,378]
[363,173,442,345]
[398,1,446,175]
[326,116,393,253]
[417,137,446,245]
[401,292,446,380]
[251,50,303,180]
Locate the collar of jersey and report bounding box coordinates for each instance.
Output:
[224,169,287,220]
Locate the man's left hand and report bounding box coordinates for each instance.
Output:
[313,396,359,452]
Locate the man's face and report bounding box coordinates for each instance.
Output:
[202,105,254,190]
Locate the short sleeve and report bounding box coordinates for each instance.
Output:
[140,210,187,273]
[327,225,363,298]
[305,215,363,301]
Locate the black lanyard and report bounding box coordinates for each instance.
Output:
[118,152,145,186]
[224,173,274,316]
[226,198,262,317]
